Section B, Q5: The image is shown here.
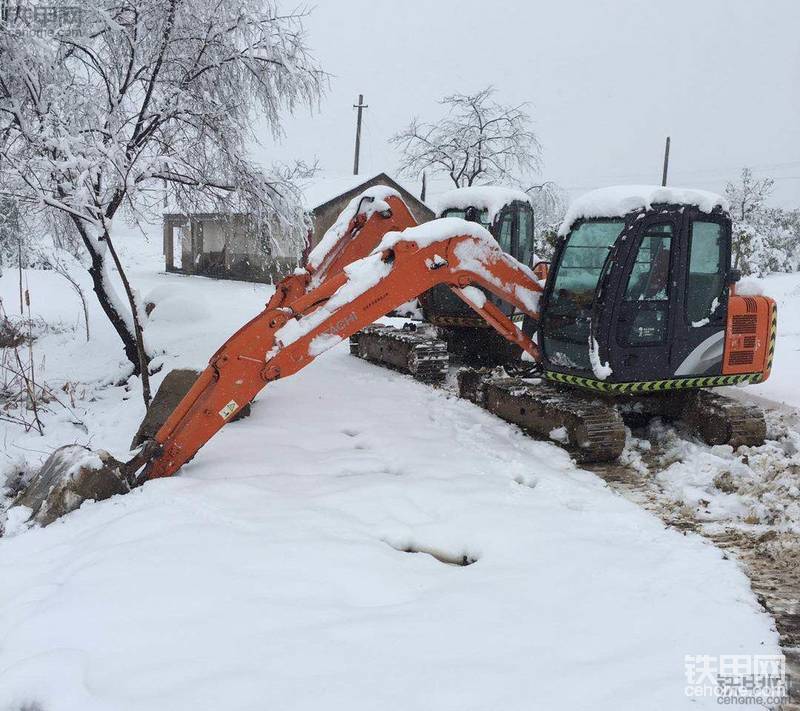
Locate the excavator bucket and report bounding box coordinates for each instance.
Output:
[131,369,202,449]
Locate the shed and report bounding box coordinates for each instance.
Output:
[163,212,299,283]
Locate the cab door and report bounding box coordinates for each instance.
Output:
[606,215,680,381]
[670,213,730,376]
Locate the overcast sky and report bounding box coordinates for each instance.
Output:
[252,0,800,206]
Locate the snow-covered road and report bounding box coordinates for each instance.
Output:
[0,236,788,710]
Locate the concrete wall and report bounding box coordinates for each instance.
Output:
[163,213,299,284]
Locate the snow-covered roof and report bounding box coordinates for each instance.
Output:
[432,185,532,223]
[301,173,423,210]
[559,185,729,236]
[302,175,375,210]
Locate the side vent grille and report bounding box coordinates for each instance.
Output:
[743,336,756,349]
[729,351,755,365]
[744,297,758,313]
[732,315,757,334]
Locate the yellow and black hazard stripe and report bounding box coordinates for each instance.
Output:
[544,371,760,394]
[762,301,778,381]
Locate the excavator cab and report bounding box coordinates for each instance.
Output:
[539,189,776,392]
[420,186,535,330]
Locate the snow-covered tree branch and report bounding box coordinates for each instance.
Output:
[725,168,799,276]
[0,0,324,403]
[391,86,542,188]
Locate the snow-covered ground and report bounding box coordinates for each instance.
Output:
[751,272,800,409]
[0,229,795,710]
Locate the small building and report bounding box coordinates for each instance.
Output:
[163,212,300,284]
[163,172,433,283]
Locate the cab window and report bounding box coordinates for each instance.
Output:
[551,220,624,301]
[518,207,534,265]
[496,212,513,253]
[440,207,490,228]
[623,224,673,301]
[686,221,725,324]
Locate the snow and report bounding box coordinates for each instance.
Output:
[456,285,486,309]
[433,185,532,223]
[308,332,343,356]
[548,426,569,444]
[146,292,211,324]
[589,336,613,380]
[0,223,792,711]
[749,272,800,408]
[559,185,729,236]
[627,415,800,533]
[306,185,401,271]
[736,278,764,296]
[373,216,490,254]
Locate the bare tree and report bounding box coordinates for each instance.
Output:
[391,86,542,188]
[0,0,323,405]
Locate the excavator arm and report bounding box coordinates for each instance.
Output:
[142,219,545,479]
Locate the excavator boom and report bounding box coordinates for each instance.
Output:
[143,218,544,479]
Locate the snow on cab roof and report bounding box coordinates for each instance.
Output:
[433,185,532,222]
[558,185,729,236]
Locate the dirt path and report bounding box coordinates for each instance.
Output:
[587,411,800,710]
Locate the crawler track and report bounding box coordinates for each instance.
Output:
[457,370,626,463]
[350,324,449,384]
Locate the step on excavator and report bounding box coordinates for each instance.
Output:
[11,184,777,527]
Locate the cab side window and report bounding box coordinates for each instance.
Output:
[687,221,725,324]
[496,212,513,254]
[518,207,535,265]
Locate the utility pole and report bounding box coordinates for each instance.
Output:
[420,171,427,202]
[661,136,671,186]
[352,94,367,175]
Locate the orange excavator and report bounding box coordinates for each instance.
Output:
[12,184,777,527]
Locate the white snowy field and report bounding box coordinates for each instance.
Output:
[750,271,800,409]
[0,230,794,710]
